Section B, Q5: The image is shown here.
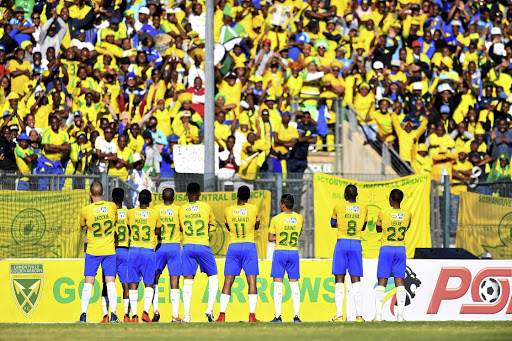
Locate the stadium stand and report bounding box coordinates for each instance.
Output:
[0,0,510,200]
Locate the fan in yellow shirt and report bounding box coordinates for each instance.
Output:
[78,182,119,323]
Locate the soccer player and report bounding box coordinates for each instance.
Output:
[100,188,131,323]
[179,182,218,322]
[153,188,183,322]
[268,194,304,323]
[79,182,120,323]
[127,189,162,323]
[216,186,260,323]
[330,185,367,322]
[374,189,411,322]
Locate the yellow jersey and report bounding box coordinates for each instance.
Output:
[331,201,368,240]
[269,212,304,251]
[14,145,33,181]
[377,207,412,247]
[115,208,129,248]
[80,201,117,256]
[41,128,70,162]
[225,203,260,244]
[179,201,216,246]
[154,203,181,244]
[128,207,162,249]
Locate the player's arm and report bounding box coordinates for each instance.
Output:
[255,209,260,230]
[268,217,276,242]
[79,207,87,231]
[361,208,368,232]
[376,211,383,233]
[330,206,337,228]
[208,208,216,231]
[224,208,230,231]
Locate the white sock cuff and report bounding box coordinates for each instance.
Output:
[375,285,385,292]
[129,289,137,294]
[184,279,194,286]
[171,289,180,293]
[396,286,406,293]
[290,282,299,288]
[335,283,345,289]
[84,283,93,290]
[144,287,154,293]
[106,282,116,289]
[208,275,218,281]
[274,282,284,288]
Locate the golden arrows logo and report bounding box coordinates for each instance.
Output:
[10,264,44,317]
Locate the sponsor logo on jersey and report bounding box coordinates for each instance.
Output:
[284,217,297,224]
[234,209,247,216]
[164,209,174,216]
[186,205,199,212]
[391,213,404,220]
[118,211,126,219]
[94,207,108,215]
[136,211,149,218]
[346,206,360,213]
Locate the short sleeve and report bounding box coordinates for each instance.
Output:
[254,206,260,222]
[269,217,276,234]
[331,204,338,219]
[377,211,383,226]
[155,213,162,228]
[79,207,87,229]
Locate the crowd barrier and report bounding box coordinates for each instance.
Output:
[2,259,511,322]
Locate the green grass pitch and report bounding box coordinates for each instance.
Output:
[0,321,511,341]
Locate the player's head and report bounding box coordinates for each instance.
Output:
[186,182,201,200]
[237,186,251,201]
[162,188,175,202]
[389,189,404,206]
[344,184,358,201]
[138,189,152,205]
[280,194,294,211]
[112,188,124,204]
[89,181,103,199]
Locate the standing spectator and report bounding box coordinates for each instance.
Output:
[14,132,37,190]
[108,134,133,181]
[142,130,160,185]
[272,111,298,177]
[288,112,318,174]
[491,119,512,158]
[94,127,117,174]
[40,11,68,63]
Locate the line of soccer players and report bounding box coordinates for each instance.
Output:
[78,181,410,323]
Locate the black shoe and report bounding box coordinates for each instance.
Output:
[152,312,160,322]
[79,313,86,323]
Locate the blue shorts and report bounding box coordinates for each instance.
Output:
[128,247,156,284]
[332,239,363,277]
[155,243,182,276]
[116,247,130,283]
[225,242,259,276]
[271,250,300,279]
[84,253,116,277]
[182,244,218,277]
[377,245,406,279]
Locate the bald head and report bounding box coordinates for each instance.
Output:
[90,181,104,199]
[344,185,358,201]
[162,188,175,203]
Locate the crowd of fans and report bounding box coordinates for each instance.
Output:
[0,0,511,197]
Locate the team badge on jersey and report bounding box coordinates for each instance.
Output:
[346,206,360,213]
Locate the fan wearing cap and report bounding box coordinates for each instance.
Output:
[353,82,377,140]
[406,40,430,67]
[40,10,68,63]
[64,131,92,181]
[14,132,37,189]
[488,154,512,183]
[391,107,428,162]
[451,146,473,195]
[410,143,432,175]
[431,146,457,182]
[428,123,456,157]
[216,69,249,112]
[173,110,200,145]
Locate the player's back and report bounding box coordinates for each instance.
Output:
[333,200,368,240]
[80,201,117,256]
[270,211,304,251]
[179,201,216,246]
[115,207,129,248]
[128,207,162,249]
[378,207,412,247]
[225,203,259,244]
[154,203,181,244]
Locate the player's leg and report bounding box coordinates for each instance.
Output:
[79,254,101,322]
[102,254,119,322]
[374,246,392,322]
[348,239,364,322]
[393,246,407,322]
[198,245,219,322]
[181,245,198,322]
[270,250,285,322]
[100,271,110,323]
[168,243,182,321]
[331,239,347,322]
[152,274,161,322]
[127,248,142,322]
[244,243,260,322]
[217,244,241,322]
[288,251,301,322]
[141,248,157,322]
[116,248,131,322]
[152,244,167,322]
